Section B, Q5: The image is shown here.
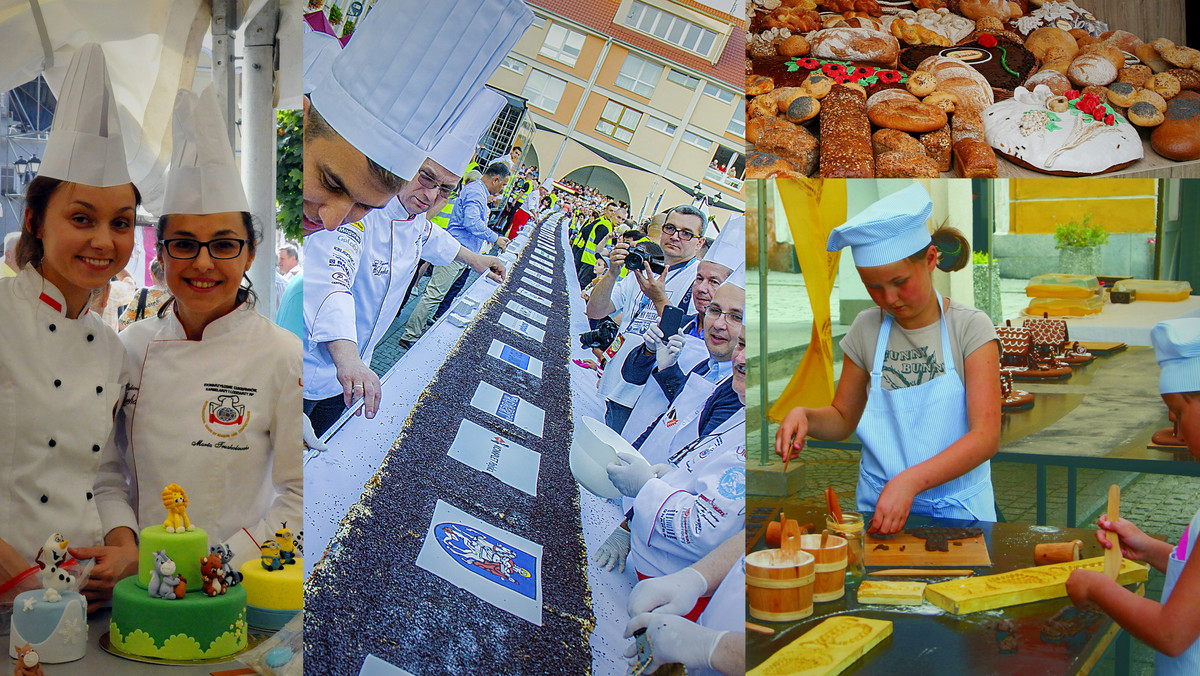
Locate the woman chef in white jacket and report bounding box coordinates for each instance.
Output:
[117,87,302,569]
[0,45,142,610]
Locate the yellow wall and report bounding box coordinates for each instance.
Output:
[1008,179,1157,234]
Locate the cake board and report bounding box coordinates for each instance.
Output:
[864,530,991,568]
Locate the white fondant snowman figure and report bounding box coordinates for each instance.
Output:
[35,533,75,603]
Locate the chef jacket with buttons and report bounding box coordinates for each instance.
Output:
[303,200,461,401]
[117,302,302,570]
[0,267,137,563]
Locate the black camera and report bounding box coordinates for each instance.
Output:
[624,241,666,275]
[580,317,620,350]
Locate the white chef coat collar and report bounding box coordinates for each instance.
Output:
[159,297,256,340]
[14,265,97,318]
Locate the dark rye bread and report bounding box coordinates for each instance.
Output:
[1151,90,1200,161]
[304,217,591,675]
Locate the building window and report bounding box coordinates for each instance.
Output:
[540,23,587,68]
[703,83,735,104]
[667,69,700,89]
[532,15,546,29]
[596,100,643,144]
[706,146,745,190]
[501,57,527,75]
[646,116,677,135]
[681,130,711,151]
[615,53,663,98]
[522,70,567,113]
[726,103,745,137]
[624,1,720,58]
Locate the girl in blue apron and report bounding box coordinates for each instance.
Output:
[1066,318,1200,673]
[775,183,1001,534]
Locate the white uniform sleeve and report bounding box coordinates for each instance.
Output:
[93,346,138,538]
[303,222,367,345]
[421,221,461,266]
[630,448,745,565]
[609,274,637,325]
[222,333,304,568]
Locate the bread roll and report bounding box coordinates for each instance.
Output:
[1100,30,1143,55]
[746,152,806,179]
[917,55,994,111]
[747,116,799,145]
[770,87,810,113]
[923,91,960,113]
[756,126,820,175]
[1105,82,1138,108]
[1135,43,1172,74]
[951,109,985,145]
[1128,101,1165,127]
[779,35,811,57]
[920,124,953,171]
[872,128,925,156]
[809,28,901,66]
[747,75,775,97]
[786,96,822,123]
[1147,73,1181,99]
[1168,69,1200,91]
[1025,27,1078,62]
[1080,43,1125,71]
[907,70,938,97]
[1025,69,1071,95]
[748,95,778,118]
[1067,54,1118,88]
[1118,65,1153,87]
[869,99,948,132]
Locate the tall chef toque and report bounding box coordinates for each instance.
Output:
[826,183,933,267]
[39,43,132,187]
[722,265,746,291]
[161,86,249,215]
[426,87,507,178]
[1151,318,1200,395]
[704,214,745,273]
[309,0,533,182]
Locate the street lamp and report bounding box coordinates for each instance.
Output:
[27,155,39,176]
[14,157,27,176]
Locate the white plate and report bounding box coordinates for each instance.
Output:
[569,416,643,499]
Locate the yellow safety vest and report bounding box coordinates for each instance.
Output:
[581,216,612,266]
[430,200,453,229]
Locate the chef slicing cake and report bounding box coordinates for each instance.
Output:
[0,43,142,612]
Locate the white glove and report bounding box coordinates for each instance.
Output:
[593,526,631,573]
[627,566,708,616]
[623,612,728,674]
[607,450,656,498]
[642,323,665,353]
[303,413,328,453]
[656,333,685,372]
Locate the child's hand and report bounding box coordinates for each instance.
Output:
[775,407,809,461]
[1095,515,1154,562]
[1066,568,1108,606]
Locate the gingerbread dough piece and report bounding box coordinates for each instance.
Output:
[926,556,1149,615]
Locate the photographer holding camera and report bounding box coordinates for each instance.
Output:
[586,205,707,433]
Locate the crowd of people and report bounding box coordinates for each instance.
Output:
[0,45,300,614]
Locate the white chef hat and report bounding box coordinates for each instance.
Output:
[721,264,746,291]
[541,177,555,192]
[703,214,744,273]
[309,0,533,182]
[426,87,507,178]
[39,43,132,188]
[303,24,342,95]
[161,86,249,216]
[1151,318,1200,395]
[826,183,933,267]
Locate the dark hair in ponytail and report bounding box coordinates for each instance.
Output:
[155,211,260,318]
[907,221,970,272]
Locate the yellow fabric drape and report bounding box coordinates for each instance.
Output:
[767,178,844,422]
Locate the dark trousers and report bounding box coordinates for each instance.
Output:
[304,395,347,438]
[604,400,633,434]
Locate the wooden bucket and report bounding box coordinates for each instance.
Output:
[800,533,848,602]
[745,548,815,622]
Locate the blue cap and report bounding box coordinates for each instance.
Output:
[1151,318,1200,395]
[826,183,933,267]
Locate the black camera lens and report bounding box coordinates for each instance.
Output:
[624,248,645,273]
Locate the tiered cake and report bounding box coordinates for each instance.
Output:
[108,484,247,660]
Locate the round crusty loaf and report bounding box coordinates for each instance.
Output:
[808,27,901,66]
[1079,43,1125,71]
[958,0,1011,21]
[866,88,918,112]
[1151,91,1200,160]
[1025,69,1072,95]
[917,55,994,111]
[872,128,926,156]
[867,98,948,132]
[1100,30,1144,55]
[1067,53,1118,88]
[1025,27,1078,63]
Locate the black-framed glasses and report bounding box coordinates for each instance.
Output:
[662,223,699,241]
[415,169,457,200]
[704,305,743,325]
[160,238,248,260]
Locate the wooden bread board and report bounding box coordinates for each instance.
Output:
[864,531,991,568]
[857,580,927,606]
[925,555,1149,615]
[1076,341,1127,356]
[747,616,892,676]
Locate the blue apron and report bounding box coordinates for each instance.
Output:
[854,292,996,521]
[1157,507,1200,675]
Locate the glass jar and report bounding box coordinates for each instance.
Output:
[827,512,866,579]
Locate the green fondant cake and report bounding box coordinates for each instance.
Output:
[109,577,247,660]
[137,525,208,592]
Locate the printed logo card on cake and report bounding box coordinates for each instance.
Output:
[487,339,543,377]
[525,270,553,285]
[517,287,551,307]
[506,301,548,326]
[360,655,417,676]
[470,380,545,436]
[447,418,540,495]
[523,279,552,295]
[499,312,546,342]
[529,262,553,275]
[416,499,543,625]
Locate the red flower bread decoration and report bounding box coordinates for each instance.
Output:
[979,34,998,48]
[823,62,848,77]
[797,58,819,69]
[877,70,902,84]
